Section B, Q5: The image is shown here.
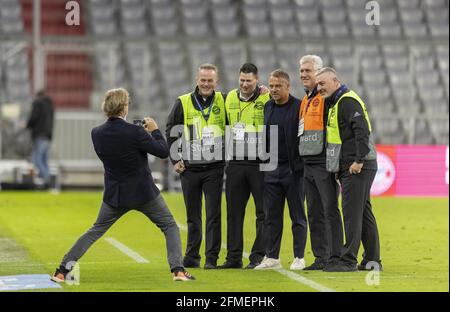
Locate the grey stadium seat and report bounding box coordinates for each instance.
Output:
[429,119,449,145]
[373,119,407,144]
[414,119,436,145]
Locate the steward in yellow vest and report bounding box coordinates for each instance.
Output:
[225,88,270,162]
[165,64,225,269]
[178,91,226,165]
[325,88,377,173]
[316,67,380,272]
[219,63,270,269]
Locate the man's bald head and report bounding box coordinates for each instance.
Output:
[316,67,341,99]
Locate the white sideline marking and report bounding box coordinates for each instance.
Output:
[104,237,149,263]
[178,223,335,292]
[276,269,335,292]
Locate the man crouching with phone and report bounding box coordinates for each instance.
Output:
[51,88,195,282]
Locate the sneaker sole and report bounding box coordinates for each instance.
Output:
[173,278,193,282]
[50,276,65,283]
[254,265,282,270]
[289,266,305,270]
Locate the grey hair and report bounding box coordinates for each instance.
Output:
[269,69,290,83]
[316,67,337,77]
[299,55,323,72]
[198,63,218,74]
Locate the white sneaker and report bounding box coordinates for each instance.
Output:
[290,257,306,270]
[254,257,282,270]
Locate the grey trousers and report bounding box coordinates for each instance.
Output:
[61,195,183,272]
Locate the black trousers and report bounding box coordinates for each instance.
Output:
[180,166,224,264]
[264,164,307,259]
[304,163,343,263]
[225,163,265,264]
[339,168,380,265]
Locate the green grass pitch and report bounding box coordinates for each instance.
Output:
[0,191,448,292]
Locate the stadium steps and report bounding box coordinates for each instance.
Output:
[20,0,93,109]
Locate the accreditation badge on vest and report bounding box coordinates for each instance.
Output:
[298,118,305,137]
[202,127,214,146]
[233,122,246,141]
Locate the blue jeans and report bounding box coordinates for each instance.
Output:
[32,136,51,183]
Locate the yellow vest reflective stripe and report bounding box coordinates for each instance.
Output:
[298,92,325,156]
[179,92,225,164]
[326,90,377,173]
[225,89,269,133]
[180,92,225,140]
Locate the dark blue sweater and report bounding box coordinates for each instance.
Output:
[264,95,304,173]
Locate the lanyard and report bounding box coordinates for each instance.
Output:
[193,93,213,123]
[236,101,253,123]
[302,89,318,116]
[303,96,315,116]
[236,90,256,122]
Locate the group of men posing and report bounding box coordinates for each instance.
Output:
[51,54,381,283]
[165,55,381,273]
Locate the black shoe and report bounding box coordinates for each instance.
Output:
[183,258,200,268]
[204,262,217,270]
[304,261,326,271]
[245,262,261,269]
[218,261,243,269]
[323,262,357,272]
[358,261,382,271]
[322,259,337,271]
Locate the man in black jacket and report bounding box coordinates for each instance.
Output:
[298,56,343,271]
[166,64,225,269]
[26,90,54,187]
[255,69,307,270]
[218,63,270,270]
[316,67,381,272]
[51,88,195,282]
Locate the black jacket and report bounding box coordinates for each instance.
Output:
[264,95,304,173]
[326,87,377,170]
[92,117,169,208]
[26,95,54,140]
[165,87,227,171]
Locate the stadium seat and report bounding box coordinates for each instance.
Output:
[219,43,246,90]
[188,43,217,81]
[397,0,421,8]
[299,23,324,38]
[249,43,278,85]
[373,119,407,144]
[2,0,448,146]
[295,5,320,23]
[429,119,449,145]
[414,119,436,145]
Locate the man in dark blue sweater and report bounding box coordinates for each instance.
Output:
[255,70,307,270]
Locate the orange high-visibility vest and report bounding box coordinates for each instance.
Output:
[298,91,326,156]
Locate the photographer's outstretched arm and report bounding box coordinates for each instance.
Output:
[138,118,169,158]
[166,99,186,173]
